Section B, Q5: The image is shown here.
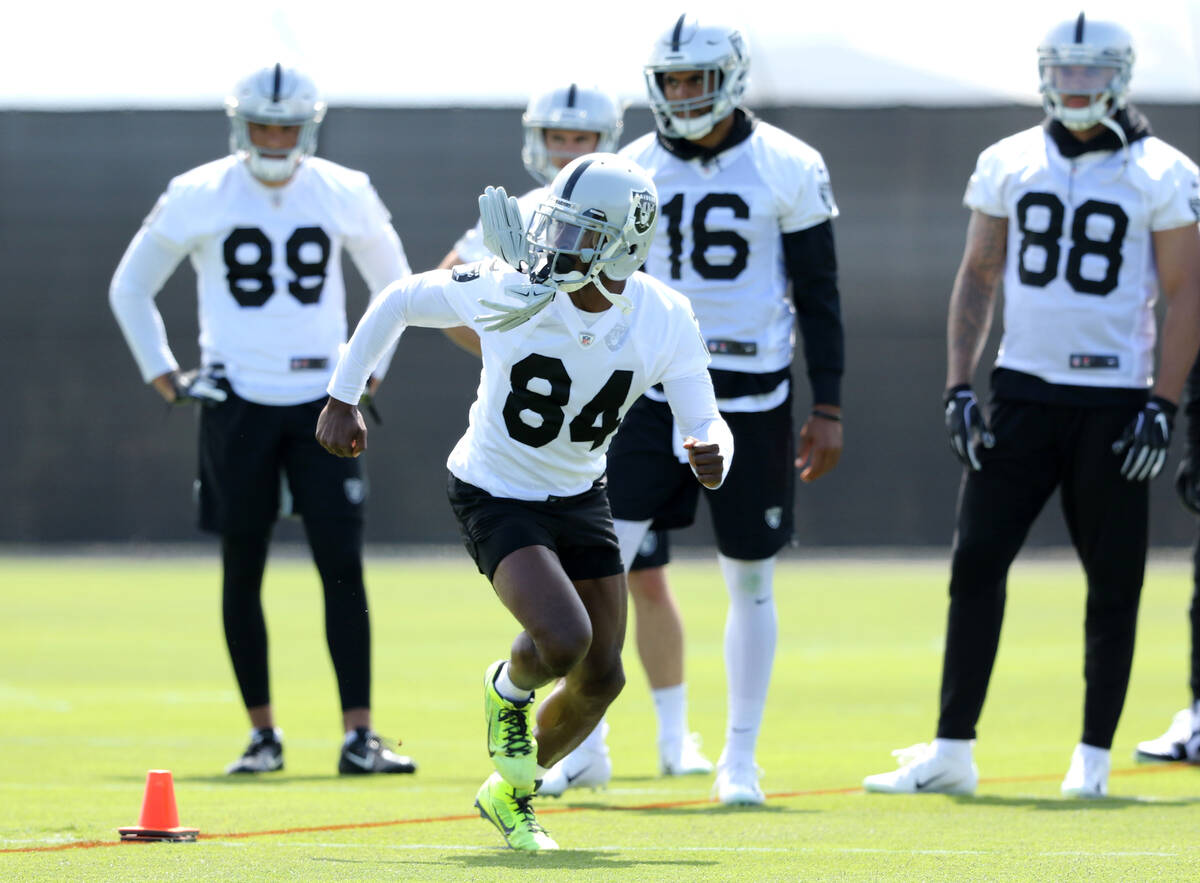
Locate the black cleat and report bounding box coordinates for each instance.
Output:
[338,727,417,774]
[226,727,284,774]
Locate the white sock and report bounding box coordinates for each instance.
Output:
[494,661,533,704]
[574,716,610,755]
[1192,699,1200,734]
[719,554,777,765]
[613,518,653,572]
[653,683,687,750]
[932,738,973,762]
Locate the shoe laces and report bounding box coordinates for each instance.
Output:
[497,707,534,756]
[512,793,548,834]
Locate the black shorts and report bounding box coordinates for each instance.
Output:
[630,528,670,571]
[606,393,795,561]
[447,474,623,583]
[197,383,365,534]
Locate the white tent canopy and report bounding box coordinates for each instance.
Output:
[6,0,1200,109]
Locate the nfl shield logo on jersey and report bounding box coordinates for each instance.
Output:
[764,506,782,529]
[579,332,596,347]
[344,478,366,505]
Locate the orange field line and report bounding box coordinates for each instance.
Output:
[1,762,1186,854]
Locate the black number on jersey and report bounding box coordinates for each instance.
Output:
[222,226,332,307]
[503,354,633,450]
[1015,193,1128,296]
[659,193,750,281]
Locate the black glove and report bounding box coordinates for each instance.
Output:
[1176,455,1200,515]
[1112,395,1176,481]
[944,384,994,471]
[173,368,227,406]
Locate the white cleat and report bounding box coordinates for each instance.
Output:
[1134,708,1196,763]
[660,732,715,776]
[537,748,612,798]
[715,758,765,805]
[1061,743,1110,798]
[862,742,978,795]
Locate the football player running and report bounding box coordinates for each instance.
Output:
[110,64,417,777]
[541,15,845,805]
[316,154,732,851]
[438,83,623,355]
[863,14,1200,799]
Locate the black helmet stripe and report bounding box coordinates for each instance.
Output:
[567,84,577,107]
[272,63,282,102]
[671,14,686,51]
[1074,11,1085,42]
[561,158,595,200]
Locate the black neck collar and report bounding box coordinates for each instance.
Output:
[656,108,756,162]
[1043,106,1152,159]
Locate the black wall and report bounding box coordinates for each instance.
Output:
[3,105,1199,546]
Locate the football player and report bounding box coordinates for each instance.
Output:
[540,15,845,805]
[437,84,623,355]
[109,64,416,777]
[1135,351,1200,765]
[316,154,733,850]
[863,14,1200,798]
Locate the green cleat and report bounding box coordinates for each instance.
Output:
[483,660,538,790]
[475,772,559,851]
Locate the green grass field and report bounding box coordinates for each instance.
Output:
[3,551,1200,880]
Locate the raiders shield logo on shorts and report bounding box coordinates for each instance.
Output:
[344,478,366,505]
[764,506,782,530]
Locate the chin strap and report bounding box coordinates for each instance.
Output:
[593,275,633,314]
[1096,113,1131,180]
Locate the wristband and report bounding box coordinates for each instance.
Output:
[811,410,841,423]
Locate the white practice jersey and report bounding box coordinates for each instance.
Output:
[620,122,838,377]
[123,155,410,405]
[965,126,1200,389]
[453,187,549,263]
[328,263,726,500]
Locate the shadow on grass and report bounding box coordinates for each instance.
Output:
[446,849,718,871]
[952,794,1195,811]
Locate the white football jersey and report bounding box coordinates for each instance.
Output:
[620,122,838,377]
[452,187,548,263]
[965,126,1200,389]
[328,264,718,500]
[141,155,409,404]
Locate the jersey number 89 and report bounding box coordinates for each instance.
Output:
[1015,193,1128,296]
[223,226,332,307]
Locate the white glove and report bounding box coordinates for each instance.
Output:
[478,186,529,271]
[174,368,228,405]
[475,283,557,333]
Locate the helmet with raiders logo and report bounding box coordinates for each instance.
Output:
[1037,13,1134,132]
[526,153,658,310]
[225,63,327,183]
[522,85,624,185]
[644,14,749,141]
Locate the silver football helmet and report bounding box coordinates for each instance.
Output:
[1038,13,1134,132]
[644,15,749,141]
[521,85,624,185]
[526,153,658,311]
[225,64,327,183]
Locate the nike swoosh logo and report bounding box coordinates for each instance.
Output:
[565,764,591,785]
[914,772,946,790]
[343,751,374,770]
[754,595,773,605]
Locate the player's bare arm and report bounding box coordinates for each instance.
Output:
[1149,223,1200,404]
[946,211,1008,388]
[316,397,367,458]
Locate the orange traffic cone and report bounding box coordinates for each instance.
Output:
[118,770,199,842]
